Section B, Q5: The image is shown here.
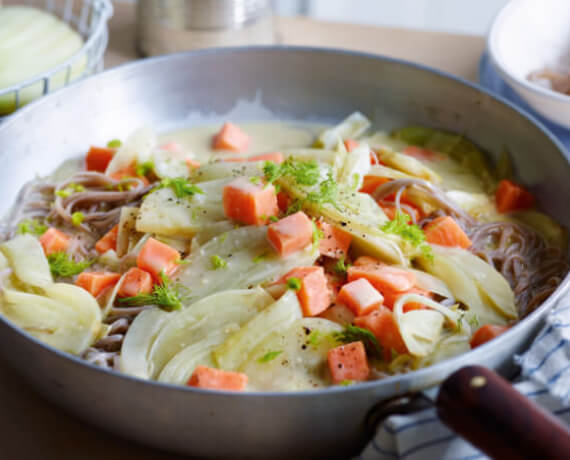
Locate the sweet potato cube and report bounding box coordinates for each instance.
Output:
[117,267,154,298]
[136,237,180,280]
[424,216,472,249]
[354,307,408,354]
[317,221,352,259]
[223,177,279,226]
[338,278,383,316]
[212,122,250,152]
[327,341,369,383]
[347,264,415,293]
[247,152,284,163]
[284,266,330,316]
[187,366,248,392]
[95,224,119,254]
[39,228,71,256]
[76,271,121,298]
[267,211,313,256]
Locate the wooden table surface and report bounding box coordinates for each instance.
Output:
[0,3,485,459]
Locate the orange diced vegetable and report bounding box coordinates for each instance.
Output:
[136,238,181,280]
[338,278,383,316]
[382,286,431,312]
[86,146,115,172]
[187,366,248,392]
[94,224,119,254]
[370,150,386,165]
[343,139,359,152]
[360,176,391,194]
[212,122,250,152]
[248,152,284,163]
[223,177,278,225]
[353,256,380,267]
[39,228,71,256]
[495,179,535,213]
[284,266,330,316]
[276,191,291,212]
[380,203,421,222]
[117,267,154,298]
[109,164,150,186]
[222,156,246,163]
[328,341,370,383]
[354,306,408,354]
[424,216,472,249]
[325,272,343,304]
[470,324,509,349]
[319,304,355,325]
[348,263,416,293]
[402,145,444,161]
[76,271,121,297]
[160,142,182,152]
[267,211,313,256]
[317,221,352,259]
[185,157,201,170]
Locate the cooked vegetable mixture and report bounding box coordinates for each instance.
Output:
[0,113,567,391]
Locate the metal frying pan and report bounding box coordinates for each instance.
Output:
[0,47,568,459]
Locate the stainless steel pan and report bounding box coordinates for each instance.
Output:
[0,47,568,459]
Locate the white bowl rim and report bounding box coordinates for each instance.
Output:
[488,0,570,104]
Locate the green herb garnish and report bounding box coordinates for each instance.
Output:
[263,158,320,186]
[268,215,279,223]
[258,350,283,363]
[253,252,268,263]
[71,212,85,226]
[55,183,85,198]
[339,379,355,386]
[468,314,480,328]
[305,172,338,206]
[156,177,204,198]
[381,211,433,260]
[136,161,155,177]
[285,199,303,216]
[47,252,93,277]
[118,272,185,311]
[311,220,324,250]
[210,255,227,270]
[333,325,383,358]
[16,219,47,236]
[107,139,122,148]
[334,256,350,276]
[308,329,322,346]
[250,176,261,185]
[286,277,302,291]
[219,232,228,243]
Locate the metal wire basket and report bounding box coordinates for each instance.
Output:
[0,0,113,116]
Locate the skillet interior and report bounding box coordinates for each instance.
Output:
[0,47,568,459]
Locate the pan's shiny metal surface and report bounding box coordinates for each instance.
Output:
[0,47,568,459]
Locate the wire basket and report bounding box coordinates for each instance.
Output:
[0,0,113,116]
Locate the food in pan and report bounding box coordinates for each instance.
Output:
[0,112,567,391]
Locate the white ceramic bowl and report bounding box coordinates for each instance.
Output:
[488,0,570,128]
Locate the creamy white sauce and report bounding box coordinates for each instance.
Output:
[159,121,327,164]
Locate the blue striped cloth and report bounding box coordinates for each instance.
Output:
[358,54,570,460]
[359,300,570,460]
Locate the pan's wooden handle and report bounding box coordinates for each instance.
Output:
[436,365,570,460]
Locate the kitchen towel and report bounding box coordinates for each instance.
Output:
[358,52,570,460]
[359,298,570,460]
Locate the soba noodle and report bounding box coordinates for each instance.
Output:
[372,177,568,316]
